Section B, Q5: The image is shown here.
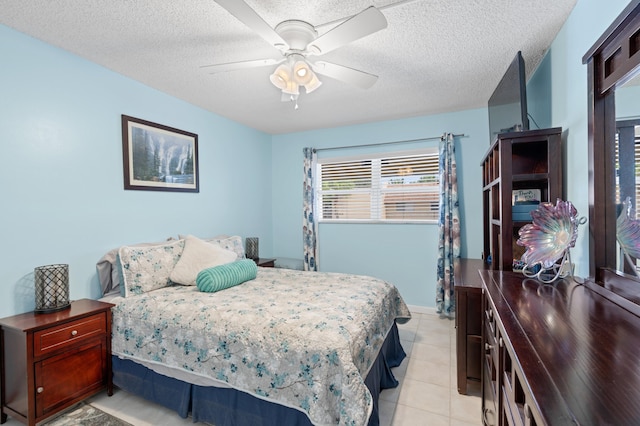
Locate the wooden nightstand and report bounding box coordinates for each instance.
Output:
[0,299,114,426]
[253,258,276,268]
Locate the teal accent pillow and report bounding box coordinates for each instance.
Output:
[196,259,258,293]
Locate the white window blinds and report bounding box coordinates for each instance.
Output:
[317,149,440,223]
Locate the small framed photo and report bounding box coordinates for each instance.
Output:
[121,115,199,193]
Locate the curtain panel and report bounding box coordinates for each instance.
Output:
[436,133,460,316]
[303,148,318,271]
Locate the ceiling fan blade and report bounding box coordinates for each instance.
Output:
[308,6,387,55]
[214,0,288,50]
[311,61,378,89]
[201,58,283,74]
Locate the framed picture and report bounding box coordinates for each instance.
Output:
[121,115,199,193]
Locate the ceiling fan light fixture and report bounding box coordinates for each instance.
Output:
[293,59,313,85]
[281,79,300,96]
[269,64,292,90]
[304,73,322,94]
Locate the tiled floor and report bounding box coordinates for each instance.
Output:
[6,312,482,426]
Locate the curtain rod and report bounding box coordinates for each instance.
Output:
[313,133,466,153]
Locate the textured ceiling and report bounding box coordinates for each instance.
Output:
[0,0,576,134]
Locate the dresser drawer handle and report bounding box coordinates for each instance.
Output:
[37,387,44,394]
[485,343,494,352]
[71,330,78,337]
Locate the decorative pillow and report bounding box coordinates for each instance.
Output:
[205,235,245,259]
[96,237,176,297]
[169,236,237,286]
[118,239,185,297]
[196,259,258,293]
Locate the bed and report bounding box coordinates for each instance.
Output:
[97,236,411,426]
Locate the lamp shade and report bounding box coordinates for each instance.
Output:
[245,237,259,260]
[34,264,70,313]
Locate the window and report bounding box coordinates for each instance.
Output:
[316,149,440,223]
[615,120,640,217]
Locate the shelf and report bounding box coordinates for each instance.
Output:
[481,128,563,271]
[482,177,501,190]
[512,173,550,182]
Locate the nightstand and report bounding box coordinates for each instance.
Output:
[253,258,276,268]
[0,299,114,426]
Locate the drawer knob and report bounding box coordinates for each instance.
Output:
[71,330,78,337]
[37,387,44,394]
[485,343,494,351]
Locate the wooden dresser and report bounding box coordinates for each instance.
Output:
[0,299,114,426]
[454,258,486,394]
[480,269,640,425]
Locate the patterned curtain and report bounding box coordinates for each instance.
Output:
[436,133,460,316]
[303,148,318,271]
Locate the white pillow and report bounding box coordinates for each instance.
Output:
[170,236,237,286]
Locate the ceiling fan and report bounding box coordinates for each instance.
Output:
[202,0,388,107]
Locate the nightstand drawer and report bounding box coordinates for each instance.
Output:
[34,312,107,356]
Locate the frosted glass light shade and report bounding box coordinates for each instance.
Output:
[304,73,322,93]
[269,64,292,90]
[293,60,313,85]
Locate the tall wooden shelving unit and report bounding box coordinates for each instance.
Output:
[482,128,563,271]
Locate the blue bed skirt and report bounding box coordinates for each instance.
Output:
[112,322,405,425]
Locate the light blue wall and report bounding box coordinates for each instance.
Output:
[527,53,553,130]
[617,84,640,119]
[543,0,630,278]
[271,110,489,308]
[0,25,273,317]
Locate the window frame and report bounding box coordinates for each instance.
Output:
[315,147,440,224]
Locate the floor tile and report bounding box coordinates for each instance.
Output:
[405,357,451,388]
[397,378,450,417]
[391,404,450,426]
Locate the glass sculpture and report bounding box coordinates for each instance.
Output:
[516,199,586,283]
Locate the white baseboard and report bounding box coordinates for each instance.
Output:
[406,304,440,316]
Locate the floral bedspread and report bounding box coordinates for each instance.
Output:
[110,267,411,425]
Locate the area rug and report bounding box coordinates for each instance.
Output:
[43,402,133,426]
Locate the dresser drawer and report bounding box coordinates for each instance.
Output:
[34,312,107,356]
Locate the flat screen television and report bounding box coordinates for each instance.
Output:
[488,51,529,142]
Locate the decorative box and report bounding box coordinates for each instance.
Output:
[512,203,539,221]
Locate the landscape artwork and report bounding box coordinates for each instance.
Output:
[121,115,199,192]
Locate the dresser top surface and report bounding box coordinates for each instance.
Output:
[481,270,640,425]
[454,258,487,290]
[0,299,113,332]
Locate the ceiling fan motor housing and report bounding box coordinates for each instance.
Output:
[274,20,318,53]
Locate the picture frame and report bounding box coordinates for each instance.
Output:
[121,115,199,193]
